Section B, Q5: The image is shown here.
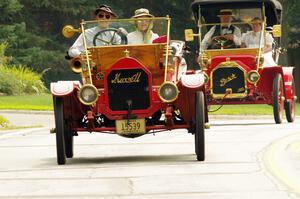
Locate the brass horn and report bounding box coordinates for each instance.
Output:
[69,57,83,73]
[62,25,81,38]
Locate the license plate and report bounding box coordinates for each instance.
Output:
[116,119,146,135]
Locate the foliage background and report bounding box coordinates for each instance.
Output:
[0,0,299,89]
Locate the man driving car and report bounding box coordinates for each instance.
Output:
[201,9,241,49]
[68,4,121,58]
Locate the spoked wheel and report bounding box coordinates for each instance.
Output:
[284,77,296,123]
[272,74,284,124]
[54,97,66,165]
[195,91,205,161]
[93,28,128,46]
[209,35,236,49]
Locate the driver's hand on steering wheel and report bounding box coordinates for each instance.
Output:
[222,34,234,41]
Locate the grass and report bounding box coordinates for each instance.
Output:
[0,94,53,110]
[209,104,300,115]
[0,94,299,115]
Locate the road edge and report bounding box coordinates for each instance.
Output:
[260,133,300,198]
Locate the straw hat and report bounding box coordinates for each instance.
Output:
[132,8,154,18]
[218,9,234,17]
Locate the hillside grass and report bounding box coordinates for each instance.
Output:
[0,94,299,115]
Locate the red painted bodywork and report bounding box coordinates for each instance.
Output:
[52,56,207,134]
[204,54,295,105]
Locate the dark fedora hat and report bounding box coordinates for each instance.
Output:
[94,4,117,18]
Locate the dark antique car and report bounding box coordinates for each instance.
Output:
[51,16,208,164]
[186,0,296,123]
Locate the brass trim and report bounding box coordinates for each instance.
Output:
[210,61,248,99]
[80,20,93,85]
[204,48,259,57]
[62,25,81,38]
[164,17,171,81]
[199,52,211,69]
[78,84,99,105]
[212,93,247,99]
[84,16,170,23]
[185,29,195,41]
[247,70,261,84]
[158,81,179,103]
[123,49,130,57]
[203,72,209,84]
[69,57,83,73]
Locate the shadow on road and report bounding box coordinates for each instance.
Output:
[47,154,199,165]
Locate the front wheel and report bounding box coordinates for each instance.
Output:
[195,91,205,161]
[54,97,66,165]
[64,125,74,158]
[272,74,284,124]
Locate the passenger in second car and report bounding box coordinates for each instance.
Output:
[127,8,159,44]
[241,17,277,66]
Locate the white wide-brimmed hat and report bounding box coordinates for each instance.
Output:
[132,8,154,18]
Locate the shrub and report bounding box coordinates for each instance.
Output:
[0,115,9,128]
[0,70,21,95]
[0,64,48,95]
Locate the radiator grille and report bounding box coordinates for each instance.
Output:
[107,69,150,111]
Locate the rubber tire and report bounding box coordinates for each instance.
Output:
[195,91,205,161]
[54,97,66,165]
[284,78,295,123]
[64,124,74,158]
[272,74,284,124]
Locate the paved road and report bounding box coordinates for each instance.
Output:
[0,112,300,199]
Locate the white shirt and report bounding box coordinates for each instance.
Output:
[127,30,159,45]
[68,26,121,57]
[201,25,241,50]
[241,31,273,48]
[241,31,276,66]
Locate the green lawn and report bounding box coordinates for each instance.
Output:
[209,104,300,115]
[0,94,299,115]
[0,94,53,111]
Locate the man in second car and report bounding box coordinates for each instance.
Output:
[201,9,241,49]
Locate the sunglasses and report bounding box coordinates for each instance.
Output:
[137,19,150,24]
[98,14,111,19]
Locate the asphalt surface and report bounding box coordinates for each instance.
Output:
[0,110,299,198]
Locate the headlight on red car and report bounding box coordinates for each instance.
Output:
[78,84,99,105]
[247,70,260,84]
[158,82,179,103]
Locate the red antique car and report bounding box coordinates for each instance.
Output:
[186,0,296,123]
[51,16,208,165]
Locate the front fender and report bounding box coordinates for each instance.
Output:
[282,66,295,101]
[176,71,208,124]
[180,71,205,89]
[50,81,81,97]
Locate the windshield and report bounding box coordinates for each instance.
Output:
[199,7,266,50]
[80,17,169,48]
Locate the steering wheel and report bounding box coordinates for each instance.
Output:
[209,35,236,49]
[93,28,128,46]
